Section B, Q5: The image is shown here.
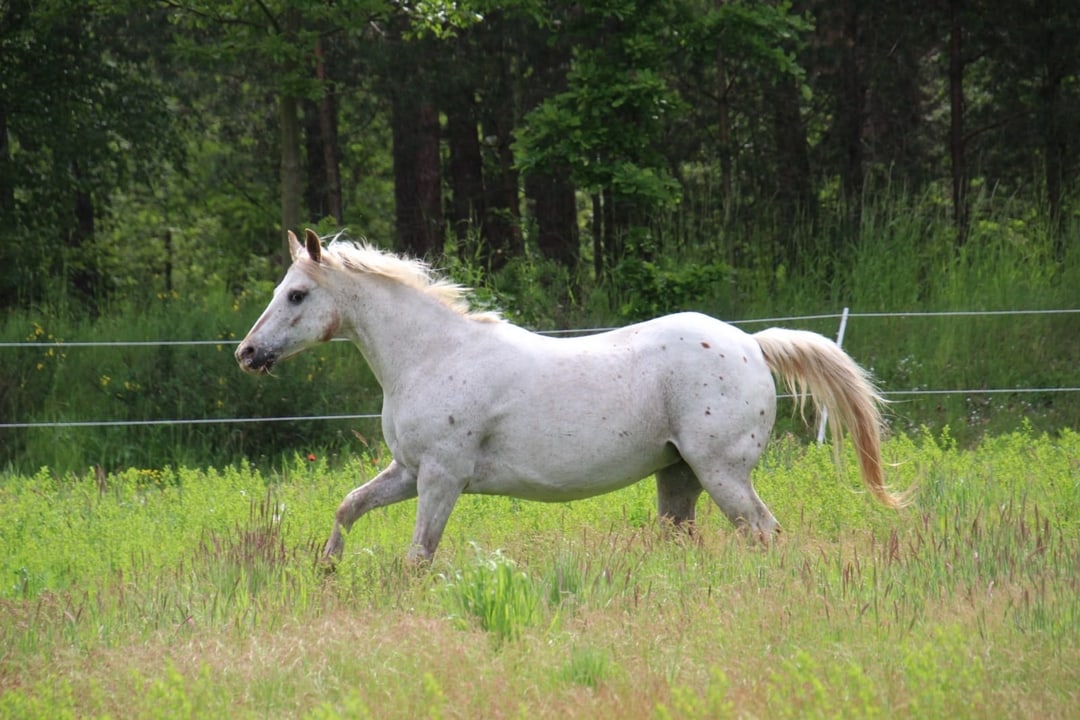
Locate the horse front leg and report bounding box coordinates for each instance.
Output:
[407,462,466,564]
[323,460,417,561]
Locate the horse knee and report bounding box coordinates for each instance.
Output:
[334,488,367,530]
[334,499,354,528]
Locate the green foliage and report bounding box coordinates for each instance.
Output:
[398,0,485,39]
[0,1,184,307]
[655,667,734,720]
[304,690,376,720]
[764,649,885,718]
[612,255,732,321]
[514,2,687,211]
[131,662,219,720]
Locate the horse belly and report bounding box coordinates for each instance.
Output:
[464,413,680,502]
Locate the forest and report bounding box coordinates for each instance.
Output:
[1,0,1078,470]
[3,0,1078,302]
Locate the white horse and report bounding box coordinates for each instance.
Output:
[236,230,905,563]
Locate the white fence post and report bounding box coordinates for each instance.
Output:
[817,306,850,444]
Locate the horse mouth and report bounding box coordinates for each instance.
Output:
[236,344,277,374]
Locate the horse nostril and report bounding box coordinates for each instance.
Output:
[236,343,254,363]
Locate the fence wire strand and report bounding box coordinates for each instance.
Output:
[3,308,1076,430]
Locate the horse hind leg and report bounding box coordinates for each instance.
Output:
[678,449,780,541]
[704,465,780,541]
[656,460,704,528]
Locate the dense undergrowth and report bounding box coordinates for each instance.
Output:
[1,192,1077,473]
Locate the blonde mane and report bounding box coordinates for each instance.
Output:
[319,240,502,322]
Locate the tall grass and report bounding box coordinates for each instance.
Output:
[440,545,544,644]
[627,186,1079,442]
[1,429,1077,717]
[0,287,385,473]
[1,190,1076,472]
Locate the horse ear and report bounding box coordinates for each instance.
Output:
[288,230,304,261]
[304,228,322,263]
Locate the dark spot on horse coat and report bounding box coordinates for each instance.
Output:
[319,312,341,342]
[448,415,455,426]
[701,341,710,349]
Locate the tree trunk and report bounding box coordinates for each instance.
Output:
[64,161,100,303]
[772,76,815,256]
[280,93,303,262]
[301,85,344,226]
[948,0,968,244]
[1039,40,1066,261]
[303,98,326,221]
[0,109,12,307]
[601,186,619,275]
[591,192,603,281]
[315,38,343,225]
[526,171,579,269]
[446,94,485,248]
[479,56,522,271]
[715,36,733,220]
[0,110,11,218]
[520,18,578,272]
[416,100,442,257]
[838,0,864,209]
[392,90,442,257]
[279,10,302,265]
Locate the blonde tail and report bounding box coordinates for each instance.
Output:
[754,328,910,509]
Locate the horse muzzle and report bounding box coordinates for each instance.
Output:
[235,342,277,374]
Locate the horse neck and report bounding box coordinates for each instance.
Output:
[333,271,474,388]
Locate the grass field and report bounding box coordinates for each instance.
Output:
[2,427,1078,718]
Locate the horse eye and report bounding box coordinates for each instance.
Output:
[287,289,308,305]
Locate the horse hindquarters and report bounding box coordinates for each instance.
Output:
[661,334,781,538]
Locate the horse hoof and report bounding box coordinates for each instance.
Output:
[317,545,340,575]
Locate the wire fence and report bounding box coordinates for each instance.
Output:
[2,307,1077,430]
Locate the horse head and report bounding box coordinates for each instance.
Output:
[235,229,341,374]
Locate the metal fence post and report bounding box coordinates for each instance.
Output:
[817,306,850,444]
